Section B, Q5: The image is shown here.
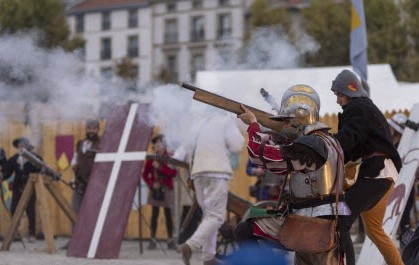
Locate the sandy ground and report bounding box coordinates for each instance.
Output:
[0,237,197,265]
[0,236,380,265]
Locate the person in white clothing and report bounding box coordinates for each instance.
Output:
[174,113,244,265]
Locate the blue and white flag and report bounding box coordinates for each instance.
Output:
[350,0,368,81]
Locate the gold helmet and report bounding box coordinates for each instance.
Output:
[270,84,320,127]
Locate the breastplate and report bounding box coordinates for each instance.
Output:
[290,134,344,199]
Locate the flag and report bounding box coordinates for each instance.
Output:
[55,135,74,171]
[350,0,368,81]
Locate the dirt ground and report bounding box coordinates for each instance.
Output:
[0,237,198,265]
[0,236,381,265]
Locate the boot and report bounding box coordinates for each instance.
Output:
[147,238,157,250]
[203,257,222,265]
[167,239,177,250]
[179,243,192,265]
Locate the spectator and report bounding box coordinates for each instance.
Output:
[142,134,177,250]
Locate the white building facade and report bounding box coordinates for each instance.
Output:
[67,0,304,85]
[66,0,152,85]
[151,0,253,83]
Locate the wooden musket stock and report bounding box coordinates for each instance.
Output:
[145,154,189,169]
[181,83,284,132]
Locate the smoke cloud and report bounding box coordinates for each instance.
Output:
[0,33,141,145]
[147,27,311,152]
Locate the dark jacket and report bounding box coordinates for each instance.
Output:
[334,97,402,176]
[73,138,100,192]
[402,226,419,265]
[3,153,42,192]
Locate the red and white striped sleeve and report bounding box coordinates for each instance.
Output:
[247,122,288,174]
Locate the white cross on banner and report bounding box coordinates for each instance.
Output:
[67,103,153,259]
[357,103,419,265]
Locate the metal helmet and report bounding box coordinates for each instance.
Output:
[270,84,320,127]
[387,113,408,134]
[330,69,368,98]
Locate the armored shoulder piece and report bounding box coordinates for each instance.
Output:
[303,122,331,135]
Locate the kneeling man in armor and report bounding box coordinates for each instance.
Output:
[235,85,350,265]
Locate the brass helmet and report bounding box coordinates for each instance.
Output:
[270,84,320,127]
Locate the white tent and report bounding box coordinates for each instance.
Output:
[196,64,419,116]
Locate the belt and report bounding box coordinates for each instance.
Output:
[362,152,387,161]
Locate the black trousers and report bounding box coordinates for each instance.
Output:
[339,178,392,265]
[150,206,173,238]
[11,189,36,236]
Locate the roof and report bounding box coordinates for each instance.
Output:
[196,64,419,116]
[67,0,148,15]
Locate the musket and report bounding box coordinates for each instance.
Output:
[145,154,189,169]
[181,83,285,132]
[19,148,61,181]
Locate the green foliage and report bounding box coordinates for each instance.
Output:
[398,0,419,81]
[301,0,350,67]
[402,0,419,53]
[115,57,137,81]
[247,0,291,40]
[365,0,410,79]
[250,0,291,29]
[0,0,83,50]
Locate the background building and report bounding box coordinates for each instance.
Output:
[66,0,152,85]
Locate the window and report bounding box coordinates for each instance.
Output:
[167,54,178,82]
[128,9,138,28]
[192,0,203,9]
[164,19,178,43]
[167,2,176,11]
[76,44,86,60]
[75,14,84,33]
[101,38,112,60]
[102,11,111,30]
[190,16,205,42]
[127,35,139,58]
[219,0,229,6]
[218,13,232,39]
[131,65,139,79]
[100,66,113,80]
[191,53,204,80]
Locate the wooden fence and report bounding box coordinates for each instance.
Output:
[0,105,410,240]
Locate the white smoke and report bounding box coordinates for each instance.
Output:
[147,84,231,152]
[147,27,311,151]
[0,33,141,145]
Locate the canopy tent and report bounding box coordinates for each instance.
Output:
[196,64,419,116]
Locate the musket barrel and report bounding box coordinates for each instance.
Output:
[181,83,198,91]
[19,148,61,180]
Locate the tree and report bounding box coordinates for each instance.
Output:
[249,0,291,30]
[115,57,138,91]
[364,0,410,80]
[398,0,419,81]
[301,0,350,67]
[0,0,84,50]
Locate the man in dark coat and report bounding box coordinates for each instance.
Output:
[331,69,403,265]
[71,119,101,212]
[3,137,41,242]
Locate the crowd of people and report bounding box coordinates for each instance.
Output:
[1,69,418,265]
